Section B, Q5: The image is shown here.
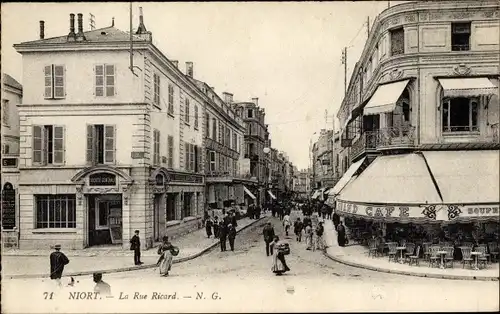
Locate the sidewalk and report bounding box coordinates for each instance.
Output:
[322,219,499,281]
[3,215,269,279]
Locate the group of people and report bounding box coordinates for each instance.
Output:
[204,211,238,252]
[293,216,326,251]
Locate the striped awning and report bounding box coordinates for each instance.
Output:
[438,77,497,98]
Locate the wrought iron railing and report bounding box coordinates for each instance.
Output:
[351,131,378,160]
[442,125,479,133]
[377,126,416,149]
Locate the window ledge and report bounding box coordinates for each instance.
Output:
[166,220,181,227]
[32,228,78,234]
[442,131,480,137]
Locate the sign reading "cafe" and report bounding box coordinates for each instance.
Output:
[336,200,422,220]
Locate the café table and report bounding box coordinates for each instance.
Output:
[470,252,482,270]
[437,250,447,269]
[396,246,406,263]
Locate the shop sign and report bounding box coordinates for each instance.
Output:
[448,204,500,220]
[89,173,116,186]
[2,158,18,167]
[336,200,424,220]
[2,182,16,229]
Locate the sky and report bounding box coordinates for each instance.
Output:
[1,1,406,170]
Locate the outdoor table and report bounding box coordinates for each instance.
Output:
[437,250,447,269]
[470,252,482,270]
[396,246,406,263]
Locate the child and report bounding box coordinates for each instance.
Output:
[130,230,143,265]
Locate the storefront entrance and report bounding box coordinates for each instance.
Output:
[87,194,123,246]
[153,194,166,242]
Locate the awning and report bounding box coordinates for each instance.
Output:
[311,189,321,199]
[338,153,442,204]
[267,190,277,200]
[422,150,499,206]
[243,186,256,200]
[329,157,366,196]
[438,77,497,98]
[363,79,410,116]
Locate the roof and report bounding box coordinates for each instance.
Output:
[17,26,150,46]
[3,73,23,91]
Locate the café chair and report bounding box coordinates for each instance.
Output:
[408,246,421,266]
[460,247,474,269]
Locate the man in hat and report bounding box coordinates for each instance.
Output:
[50,244,70,287]
[129,230,143,265]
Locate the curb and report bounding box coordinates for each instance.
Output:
[6,216,269,280]
[323,250,500,282]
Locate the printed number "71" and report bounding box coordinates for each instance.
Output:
[43,292,54,300]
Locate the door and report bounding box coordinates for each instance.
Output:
[153,194,161,242]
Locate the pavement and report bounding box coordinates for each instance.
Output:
[322,219,500,281]
[2,214,269,279]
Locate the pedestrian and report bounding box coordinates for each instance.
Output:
[219,220,228,252]
[205,217,213,238]
[294,218,304,242]
[332,212,340,231]
[303,215,312,229]
[50,244,69,287]
[231,212,238,228]
[213,216,220,239]
[263,222,276,256]
[228,223,237,251]
[129,230,143,265]
[93,273,111,296]
[337,222,347,247]
[315,222,325,250]
[283,213,291,236]
[305,223,313,250]
[321,205,328,220]
[157,236,178,277]
[270,236,291,276]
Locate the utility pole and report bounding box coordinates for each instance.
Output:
[332,112,336,183]
[341,47,347,96]
[367,16,370,37]
[89,13,95,31]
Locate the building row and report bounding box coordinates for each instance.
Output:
[0,10,294,250]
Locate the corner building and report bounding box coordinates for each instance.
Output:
[14,13,205,250]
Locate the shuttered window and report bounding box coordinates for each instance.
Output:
[86,124,116,165]
[153,129,160,165]
[168,84,174,114]
[32,125,65,165]
[154,73,160,106]
[185,98,190,124]
[44,65,65,99]
[167,135,174,168]
[194,105,199,129]
[95,64,115,97]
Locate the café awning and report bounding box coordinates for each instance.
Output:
[438,77,497,98]
[329,157,366,196]
[267,190,277,200]
[363,79,410,116]
[243,186,256,200]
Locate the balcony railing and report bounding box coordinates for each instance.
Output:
[350,131,378,161]
[377,126,416,150]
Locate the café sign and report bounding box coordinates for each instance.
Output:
[89,173,116,186]
[447,204,500,221]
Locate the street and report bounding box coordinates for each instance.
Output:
[2,212,498,313]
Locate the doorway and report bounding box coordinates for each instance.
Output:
[153,194,166,242]
[88,194,122,246]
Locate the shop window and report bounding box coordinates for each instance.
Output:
[86,124,116,165]
[451,22,471,51]
[390,27,404,56]
[166,194,176,221]
[442,97,479,133]
[96,201,109,229]
[182,193,192,218]
[35,195,76,228]
[33,125,65,165]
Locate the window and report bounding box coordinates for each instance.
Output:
[153,73,160,107]
[212,118,217,140]
[452,22,471,51]
[153,129,160,165]
[32,125,65,165]
[205,114,210,138]
[184,142,198,172]
[185,98,190,124]
[218,122,223,143]
[390,27,405,56]
[232,133,237,151]
[2,144,10,155]
[209,151,216,172]
[226,127,231,148]
[44,65,65,99]
[2,99,9,127]
[442,97,479,133]
[166,193,176,221]
[168,84,174,114]
[86,124,116,165]
[35,195,76,228]
[182,192,192,218]
[248,123,253,135]
[168,135,174,168]
[95,64,115,97]
[248,109,253,118]
[96,201,109,229]
[194,105,199,129]
[402,100,410,122]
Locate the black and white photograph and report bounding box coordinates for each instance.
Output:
[1,1,499,313]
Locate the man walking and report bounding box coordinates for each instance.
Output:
[129,230,143,265]
[219,220,228,252]
[50,244,70,287]
[228,224,237,251]
[294,218,304,242]
[263,222,276,256]
[283,213,291,237]
[315,222,325,250]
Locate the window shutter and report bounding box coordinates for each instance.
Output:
[195,145,200,173]
[95,65,104,96]
[53,125,65,165]
[86,125,94,164]
[33,125,43,164]
[105,65,115,96]
[104,125,116,164]
[53,65,65,98]
[168,136,174,168]
[190,144,195,172]
[44,65,53,99]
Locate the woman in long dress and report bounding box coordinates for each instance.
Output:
[305,223,313,250]
[157,236,175,277]
[337,222,347,247]
[270,236,290,276]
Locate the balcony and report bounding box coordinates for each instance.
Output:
[350,131,378,162]
[377,126,416,151]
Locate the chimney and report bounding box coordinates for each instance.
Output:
[39,21,45,39]
[136,7,148,34]
[223,92,233,103]
[111,17,115,27]
[252,97,259,106]
[76,13,86,41]
[171,60,179,68]
[67,14,76,41]
[186,62,194,78]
